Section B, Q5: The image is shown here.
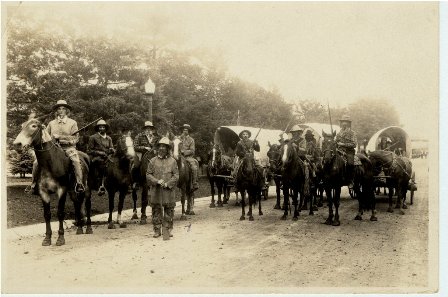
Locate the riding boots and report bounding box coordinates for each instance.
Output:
[73,160,85,193]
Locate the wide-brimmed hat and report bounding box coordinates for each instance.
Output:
[239,129,252,138]
[289,124,303,133]
[95,119,109,131]
[52,100,72,111]
[339,114,352,122]
[305,130,314,138]
[143,121,155,129]
[157,137,171,147]
[181,124,192,131]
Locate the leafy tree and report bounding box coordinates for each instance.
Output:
[9,150,34,178]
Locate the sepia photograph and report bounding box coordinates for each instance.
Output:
[1,1,442,294]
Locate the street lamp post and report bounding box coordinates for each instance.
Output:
[144,77,156,122]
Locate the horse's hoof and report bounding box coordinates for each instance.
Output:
[354,215,362,221]
[188,211,195,215]
[131,213,139,220]
[274,204,280,210]
[217,203,223,208]
[370,216,378,221]
[119,223,127,228]
[281,215,287,220]
[292,216,298,221]
[402,204,408,209]
[317,202,323,207]
[400,210,405,215]
[56,236,65,246]
[249,216,254,221]
[332,220,340,226]
[86,226,93,234]
[387,207,394,213]
[259,211,263,216]
[209,203,216,208]
[42,237,51,246]
[309,212,314,216]
[108,223,116,229]
[76,227,84,235]
[324,218,333,225]
[240,215,245,221]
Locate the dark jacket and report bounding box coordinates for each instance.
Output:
[235,139,260,158]
[87,133,114,158]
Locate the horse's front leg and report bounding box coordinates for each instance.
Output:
[188,192,195,215]
[209,178,216,208]
[217,180,224,207]
[56,190,68,246]
[84,190,93,234]
[292,188,300,221]
[180,188,187,220]
[117,189,127,228]
[140,183,149,224]
[387,184,394,213]
[73,191,84,234]
[258,188,264,216]
[131,187,139,220]
[41,191,52,246]
[281,185,289,220]
[240,190,246,220]
[108,190,116,229]
[332,187,341,226]
[354,182,363,220]
[274,179,281,209]
[324,186,334,225]
[248,190,254,221]
[396,185,405,215]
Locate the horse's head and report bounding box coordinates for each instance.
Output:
[13,118,52,152]
[116,135,136,160]
[241,153,256,175]
[172,137,182,161]
[368,150,394,174]
[267,143,282,171]
[209,144,222,169]
[321,132,336,165]
[281,140,298,168]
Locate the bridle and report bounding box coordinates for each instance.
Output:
[25,123,57,153]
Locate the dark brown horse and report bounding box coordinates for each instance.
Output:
[280,140,306,220]
[368,150,412,215]
[321,132,377,225]
[13,118,91,246]
[103,135,135,229]
[235,153,264,221]
[131,149,157,224]
[207,144,233,208]
[172,137,196,219]
[267,142,283,210]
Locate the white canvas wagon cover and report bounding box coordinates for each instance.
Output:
[366,126,411,158]
[214,126,283,167]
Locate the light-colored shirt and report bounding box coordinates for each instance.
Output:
[46,116,79,148]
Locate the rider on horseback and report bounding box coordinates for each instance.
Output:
[233,129,260,177]
[87,119,115,196]
[133,121,160,189]
[289,125,307,157]
[305,130,319,178]
[178,124,199,191]
[28,100,86,193]
[335,114,358,188]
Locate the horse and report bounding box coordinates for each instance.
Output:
[102,135,136,229]
[267,142,283,210]
[131,149,157,224]
[172,137,196,219]
[321,132,377,225]
[235,153,264,221]
[207,144,233,208]
[368,150,412,215]
[280,140,306,220]
[13,118,91,246]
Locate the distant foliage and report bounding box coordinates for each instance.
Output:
[9,150,34,177]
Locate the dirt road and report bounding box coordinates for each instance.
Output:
[2,159,434,294]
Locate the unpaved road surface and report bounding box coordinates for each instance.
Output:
[2,159,434,294]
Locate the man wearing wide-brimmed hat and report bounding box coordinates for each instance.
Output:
[27,99,86,193]
[178,124,199,190]
[232,129,261,178]
[87,119,115,195]
[133,121,160,169]
[305,130,320,177]
[335,114,358,187]
[146,137,179,240]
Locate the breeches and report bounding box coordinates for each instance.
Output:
[185,157,198,170]
[151,203,175,229]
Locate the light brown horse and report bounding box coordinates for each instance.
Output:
[13,118,91,246]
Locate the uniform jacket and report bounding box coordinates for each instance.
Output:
[179,134,195,157]
[46,116,79,149]
[146,155,179,205]
[306,138,320,160]
[235,139,260,158]
[292,137,307,156]
[87,133,114,157]
[134,132,159,154]
[335,128,357,153]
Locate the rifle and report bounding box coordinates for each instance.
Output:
[327,99,334,136]
[253,127,262,141]
[71,117,103,136]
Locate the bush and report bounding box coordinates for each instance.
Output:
[9,149,34,178]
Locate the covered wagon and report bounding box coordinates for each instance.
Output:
[365,126,411,158]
